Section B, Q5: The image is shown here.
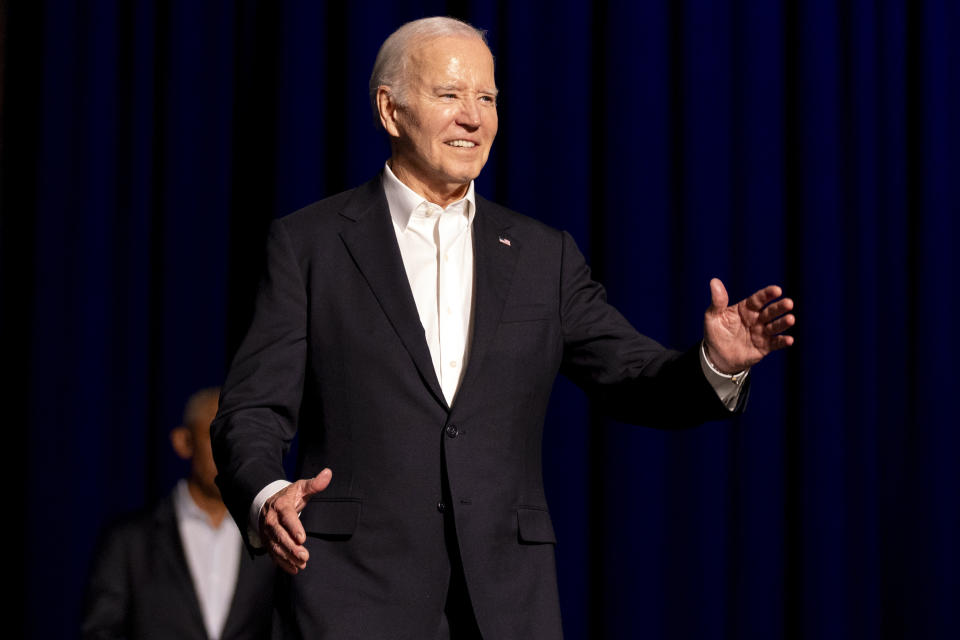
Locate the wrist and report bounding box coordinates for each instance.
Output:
[702,341,743,376]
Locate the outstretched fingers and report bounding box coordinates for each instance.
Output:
[744,285,784,312]
[769,334,795,350]
[263,507,309,574]
[758,297,794,324]
[763,314,796,336]
[260,470,332,575]
[279,506,307,546]
[269,538,305,575]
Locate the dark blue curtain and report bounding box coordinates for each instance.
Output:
[3,1,958,638]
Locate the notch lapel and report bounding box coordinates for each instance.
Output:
[220,548,264,639]
[338,178,447,409]
[155,497,207,635]
[456,198,518,404]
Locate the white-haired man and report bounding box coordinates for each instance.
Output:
[212,16,794,639]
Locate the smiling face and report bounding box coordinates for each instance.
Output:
[378,35,498,206]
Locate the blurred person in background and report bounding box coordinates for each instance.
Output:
[83,387,275,640]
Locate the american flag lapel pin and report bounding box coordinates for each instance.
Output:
[498,236,511,247]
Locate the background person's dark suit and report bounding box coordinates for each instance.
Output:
[211,175,743,638]
[82,495,275,640]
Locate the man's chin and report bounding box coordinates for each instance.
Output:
[442,167,485,187]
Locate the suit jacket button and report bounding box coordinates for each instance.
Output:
[437,502,446,513]
[445,424,459,438]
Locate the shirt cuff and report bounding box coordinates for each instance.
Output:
[699,342,749,411]
[247,479,292,548]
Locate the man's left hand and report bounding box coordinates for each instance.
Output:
[703,278,795,374]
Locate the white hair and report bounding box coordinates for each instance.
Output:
[369,16,489,128]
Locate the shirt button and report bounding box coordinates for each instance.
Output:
[437,502,446,513]
[444,254,449,262]
[449,360,457,368]
[445,424,459,438]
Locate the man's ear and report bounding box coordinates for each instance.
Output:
[377,86,401,137]
[170,426,194,460]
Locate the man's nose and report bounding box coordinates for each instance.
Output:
[457,98,481,128]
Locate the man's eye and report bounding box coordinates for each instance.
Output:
[480,95,496,104]
[441,93,457,99]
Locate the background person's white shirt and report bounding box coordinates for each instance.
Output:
[174,479,242,640]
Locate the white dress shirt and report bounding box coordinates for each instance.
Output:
[174,479,242,640]
[247,163,748,540]
[382,162,476,405]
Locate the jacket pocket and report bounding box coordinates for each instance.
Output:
[301,498,362,537]
[516,506,557,544]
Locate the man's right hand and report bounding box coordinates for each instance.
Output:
[259,468,332,574]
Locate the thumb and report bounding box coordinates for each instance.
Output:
[301,468,333,499]
[708,278,729,312]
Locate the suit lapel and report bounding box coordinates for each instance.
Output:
[155,497,207,637]
[456,197,517,403]
[338,177,447,409]
[220,548,255,639]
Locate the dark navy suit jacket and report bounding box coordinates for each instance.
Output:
[211,174,743,639]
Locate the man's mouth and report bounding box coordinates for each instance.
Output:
[445,140,477,148]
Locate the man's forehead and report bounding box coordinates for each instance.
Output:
[408,36,493,70]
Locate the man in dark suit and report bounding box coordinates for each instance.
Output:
[211,16,795,639]
[83,388,275,640]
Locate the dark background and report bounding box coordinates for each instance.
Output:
[3,1,958,638]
